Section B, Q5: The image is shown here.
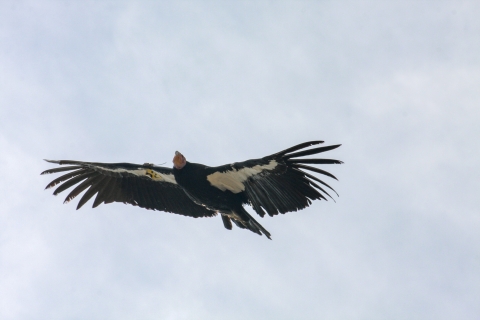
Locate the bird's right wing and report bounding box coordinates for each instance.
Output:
[205,141,342,217]
[41,160,217,218]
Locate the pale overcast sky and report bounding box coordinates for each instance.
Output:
[1,1,479,319]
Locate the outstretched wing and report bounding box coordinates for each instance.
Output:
[205,141,342,217]
[41,160,216,218]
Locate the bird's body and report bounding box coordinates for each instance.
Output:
[174,162,239,212]
[42,141,342,239]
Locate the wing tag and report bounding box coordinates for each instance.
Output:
[146,169,159,179]
[145,169,177,184]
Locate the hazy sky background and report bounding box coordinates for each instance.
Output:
[1,1,479,319]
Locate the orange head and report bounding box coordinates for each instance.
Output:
[173,151,187,169]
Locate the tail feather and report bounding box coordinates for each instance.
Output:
[238,207,272,240]
[220,207,272,240]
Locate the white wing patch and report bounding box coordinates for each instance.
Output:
[207,160,278,193]
[101,167,177,184]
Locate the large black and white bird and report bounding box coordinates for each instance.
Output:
[41,141,342,239]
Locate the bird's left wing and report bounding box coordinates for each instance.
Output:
[205,141,342,217]
[41,160,216,218]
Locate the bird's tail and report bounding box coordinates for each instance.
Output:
[233,206,272,240]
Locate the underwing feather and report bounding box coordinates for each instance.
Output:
[45,169,87,189]
[292,163,339,180]
[284,144,342,159]
[53,171,95,195]
[76,175,107,209]
[270,140,324,157]
[288,158,343,165]
[41,166,83,175]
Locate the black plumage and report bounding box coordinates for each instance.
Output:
[41,140,342,239]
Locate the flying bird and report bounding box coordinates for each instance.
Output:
[41,141,342,239]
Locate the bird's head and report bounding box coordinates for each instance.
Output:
[173,151,187,169]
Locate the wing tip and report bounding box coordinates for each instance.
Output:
[41,160,61,175]
[44,159,60,164]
